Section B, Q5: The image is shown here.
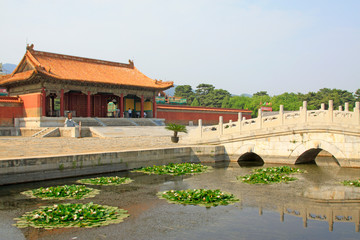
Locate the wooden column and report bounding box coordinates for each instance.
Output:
[141,95,144,118]
[87,91,91,117]
[41,88,46,117]
[60,89,64,117]
[153,95,157,118]
[120,93,124,118]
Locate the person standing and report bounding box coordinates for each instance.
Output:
[128,108,132,118]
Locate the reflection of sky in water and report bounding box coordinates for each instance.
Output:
[0,162,359,240]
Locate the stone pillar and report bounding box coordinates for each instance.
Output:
[258,108,262,129]
[87,91,91,117]
[153,95,157,118]
[279,105,284,125]
[321,103,325,110]
[345,102,349,112]
[354,102,359,124]
[303,101,307,123]
[120,93,124,118]
[41,88,46,117]
[339,106,343,111]
[219,116,223,136]
[60,89,64,117]
[238,112,242,133]
[141,95,144,118]
[198,119,203,138]
[329,100,333,123]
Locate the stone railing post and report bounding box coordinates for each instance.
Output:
[339,106,343,111]
[238,112,242,133]
[219,116,223,136]
[354,102,359,125]
[198,119,203,139]
[321,103,325,110]
[302,101,307,123]
[329,100,333,123]
[345,102,349,112]
[258,108,262,129]
[279,105,284,125]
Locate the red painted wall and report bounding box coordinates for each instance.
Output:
[157,105,252,125]
[20,93,41,117]
[0,98,24,126]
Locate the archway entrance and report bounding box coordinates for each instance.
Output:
[237,152,264,167]
[295,149,340,166]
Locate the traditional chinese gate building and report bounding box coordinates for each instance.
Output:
[0,45,173,119]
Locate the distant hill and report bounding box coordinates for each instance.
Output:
[164,84,177,96]
[2,63,17,74]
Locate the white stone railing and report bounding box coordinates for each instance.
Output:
[197,100,360,139]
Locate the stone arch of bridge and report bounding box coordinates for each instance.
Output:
[237,152,264,167]
[232,144,264,164]
[289,139,346,166]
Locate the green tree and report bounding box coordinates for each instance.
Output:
[174,85,195,104]
[191,98,200,106]
[202,89,231,108]
[253,91,269,97]
[355,89,360,101]
[271,92,302,111]
[221,95,231,108]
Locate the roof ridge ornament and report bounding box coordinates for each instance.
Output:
[128,59,134,68]
[26,44,34,51]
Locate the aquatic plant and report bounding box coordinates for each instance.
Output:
[14,202,129,229]
[342,179,360,187]
[77,176,133,186]
[253,166,305,175]
[158,189,239,207]
[237,172,297,184]
[133,163,211,176]
[237,166,304,184]
[21,185,99,200]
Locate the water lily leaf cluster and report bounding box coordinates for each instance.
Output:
[14,202,129,229]
[253,166,305,175]
[237,166,304,184]
[158,189,239,207]
[21,185,99,200]
[133,163,211,176]
[342,179,360,187]
[77,176,133,186]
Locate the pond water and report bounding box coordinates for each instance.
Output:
[0,162,360,240]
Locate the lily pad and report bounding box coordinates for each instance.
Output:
[14,202,129,229]
[133,163,211,176]
[158,189,239,207]
[237,166,304,184]
[77,176,133,186]
[21,185,99,200]
[342,179,360,187]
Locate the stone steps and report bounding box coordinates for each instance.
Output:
[32,127,55,137]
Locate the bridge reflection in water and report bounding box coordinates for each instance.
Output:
[258,203,360,232]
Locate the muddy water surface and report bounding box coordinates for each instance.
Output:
[0,162,360,240]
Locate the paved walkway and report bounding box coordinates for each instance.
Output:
[0,127,193,159]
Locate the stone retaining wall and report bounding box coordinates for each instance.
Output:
[0,145,226,185]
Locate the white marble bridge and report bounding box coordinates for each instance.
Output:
[186,100,360,167]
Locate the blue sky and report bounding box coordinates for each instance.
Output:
[1,0,359,96]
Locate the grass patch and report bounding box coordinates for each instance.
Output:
[21,185,99,200]
[77,176,133,186]
[14,202,129,229]
[342,179,360,187]
[237,166,304,184]
[158,189,239,207]
[132,163,211,176]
